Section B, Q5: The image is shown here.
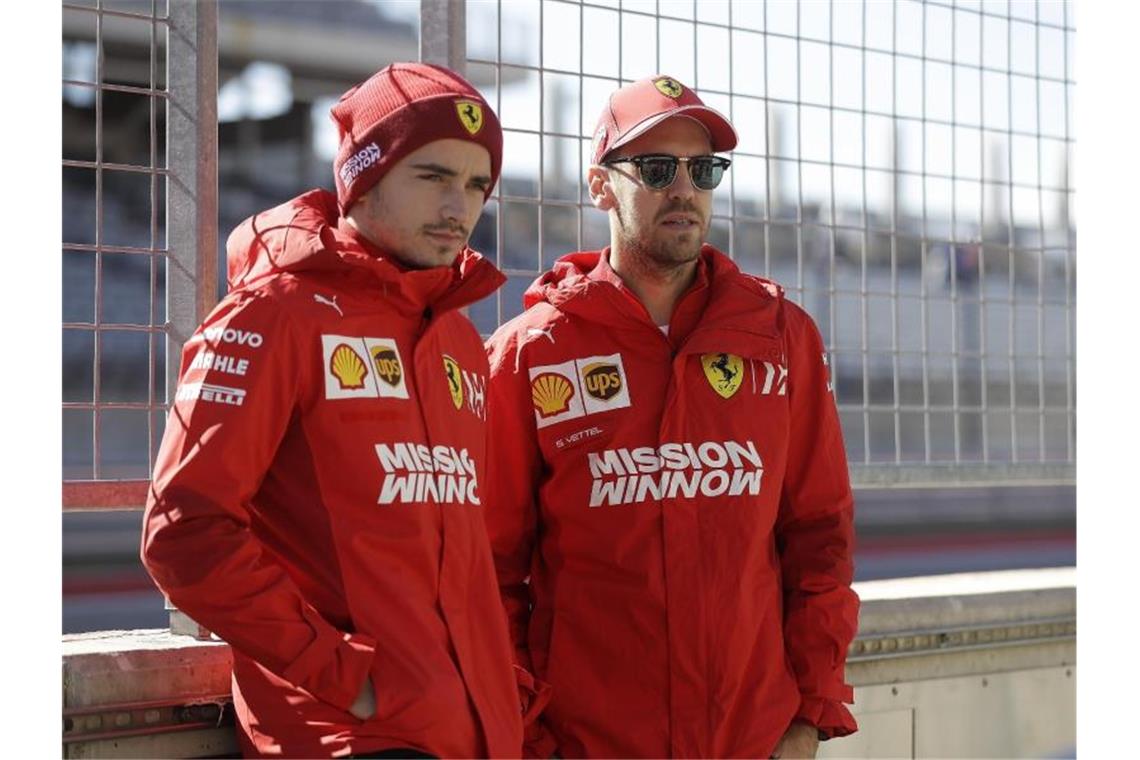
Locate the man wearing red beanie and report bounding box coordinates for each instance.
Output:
[142,63,541,758]
[484,75,859,758]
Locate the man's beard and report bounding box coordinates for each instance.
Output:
[616,203,707,272]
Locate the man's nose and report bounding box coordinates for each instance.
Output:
[667,161,697,198]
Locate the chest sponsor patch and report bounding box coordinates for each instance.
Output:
[321,335,409,400]
[375,442,480,505]
[701,353,745,399]
[587,440,764,507]
[529,353,632,428]
[442,355,463,410]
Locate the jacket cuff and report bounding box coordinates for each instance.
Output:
[523,720,559,759]
[795,694,858,740]
[282,630,377,712]
[514,663,553,724]
[514,664,556,757]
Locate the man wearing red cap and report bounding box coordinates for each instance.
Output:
[484,75,860,758]
[142,63,538,758]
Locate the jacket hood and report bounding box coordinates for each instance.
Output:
[225,188,505,314]
[522,246,785,334]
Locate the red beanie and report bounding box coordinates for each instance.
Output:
[330,62,503,214]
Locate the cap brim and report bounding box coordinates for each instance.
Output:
[604,104,738,160]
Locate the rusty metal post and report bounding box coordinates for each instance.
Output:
[165,0,219,640]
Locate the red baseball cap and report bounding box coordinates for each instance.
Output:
[591,75,737,165]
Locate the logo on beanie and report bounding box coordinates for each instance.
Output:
[455,100,484,135]
[654,77,684,99]
[339,142,382,187]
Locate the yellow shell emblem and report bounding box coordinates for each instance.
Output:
[701,353,744,399]
[455,99,484,135]
[370,346,402,387]
[443,355,464,410]
[330,344,368,390]
[531,372,574,418]
[654,77,684,99]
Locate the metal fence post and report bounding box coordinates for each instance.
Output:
[420,0,466,73]
[165,0,219,639]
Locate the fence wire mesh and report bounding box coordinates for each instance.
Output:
[61,0,1075,506]
[459,0,1075,486]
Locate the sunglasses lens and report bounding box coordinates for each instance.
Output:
[689,158,725,190]
[638,157,677,188]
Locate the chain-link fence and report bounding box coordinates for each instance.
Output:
[62,0,216,509]
[455,0,1075,486]
[61,0,1075,510]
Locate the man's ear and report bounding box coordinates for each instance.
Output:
[587,165,616,211]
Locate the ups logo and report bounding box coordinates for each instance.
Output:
[583,362,622,401]
[371,347,403,387]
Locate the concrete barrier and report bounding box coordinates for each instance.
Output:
[62,568,1075,758]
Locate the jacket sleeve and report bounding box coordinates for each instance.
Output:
[141,293,375,713]
[484,327,556,758]
[775,302,860,739]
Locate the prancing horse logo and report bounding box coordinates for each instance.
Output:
[455,100,484,135]
[700,353,744,399]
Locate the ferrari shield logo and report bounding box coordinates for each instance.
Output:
[443,355,464,410]
[654,77,683,99]
[701,353,744,399]
[455,100,484,135]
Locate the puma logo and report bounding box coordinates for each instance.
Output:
[314,293,343,317]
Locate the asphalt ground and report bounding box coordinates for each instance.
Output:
[63,485,1075,634]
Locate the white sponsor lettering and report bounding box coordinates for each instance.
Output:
[189,327,264,349]
[760,361,789,396]
[189,350,250,377]
[339,142,383,186]
[462,369,487,420]
[554,425,605,450]
[176,381,247,407]
[587,440,763,507]
[374,442,479,505]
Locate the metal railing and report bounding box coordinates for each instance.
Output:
[62,0,217,510]
[61,0,1075,509]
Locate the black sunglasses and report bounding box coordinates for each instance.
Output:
[602,153,732,191]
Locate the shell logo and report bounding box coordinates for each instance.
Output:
[531,372,575,418]
[330,344,369,390]
[370,346,402,387]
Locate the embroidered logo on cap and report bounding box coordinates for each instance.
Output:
[339,143,382,186]
[654,77,684,99]
[701,353,744,399]
[455,100,484,135]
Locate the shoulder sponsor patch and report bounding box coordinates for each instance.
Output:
[322,335,409,400]
[529,353,632,428]
[577,353,632,414]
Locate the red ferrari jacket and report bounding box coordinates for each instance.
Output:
[484,246,859,758]
[141,189,525,758]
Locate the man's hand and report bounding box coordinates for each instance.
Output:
[348,676,376,721]
[770,720,820,759]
